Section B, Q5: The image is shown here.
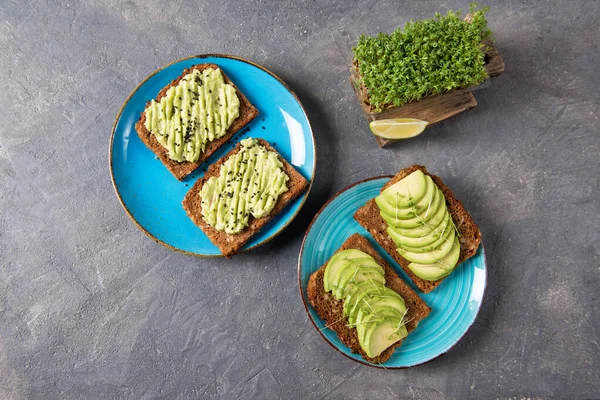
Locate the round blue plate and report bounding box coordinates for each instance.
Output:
[110,55,315,256]
[298,176,486,368]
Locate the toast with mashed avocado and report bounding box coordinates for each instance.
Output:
[354,165,481,293]
[183,138,309,258]
[135,64,258,180]
[307,233,431,364]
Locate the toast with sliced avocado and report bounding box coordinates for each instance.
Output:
[307,233,431,364]
[354,165,481,293]
[135,64,259,180]
[183,138,309,258]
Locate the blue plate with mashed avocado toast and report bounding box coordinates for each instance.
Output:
[298,176,486,368]
[110,55,315,256]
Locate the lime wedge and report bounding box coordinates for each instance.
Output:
[369,118,428,139]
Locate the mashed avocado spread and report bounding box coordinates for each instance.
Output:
[144,68,240,162]
[200,138,289,234]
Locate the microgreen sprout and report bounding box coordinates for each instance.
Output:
[353,3,492,110]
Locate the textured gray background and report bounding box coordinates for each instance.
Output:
[0,0,599,399]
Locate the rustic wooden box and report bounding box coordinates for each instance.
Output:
[350,39,505,147]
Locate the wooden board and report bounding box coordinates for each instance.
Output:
[350,40,505,147]
[371,91,478,147]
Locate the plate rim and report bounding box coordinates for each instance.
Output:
[109,54,317,257]
[297,175,488,369]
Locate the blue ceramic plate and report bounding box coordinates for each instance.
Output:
[298,176,486,368]
[110,55,315,256]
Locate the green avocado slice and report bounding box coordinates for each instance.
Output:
[389,203,449,238]
[343,281,383,315]
[377,286,406,305]
[324,249,372,293]
[351,287,406,327]
[368,295,407,318]
[322,245,413,358]
[349,258,386,274]
[407,236,461,280]
[354,297,405,321]
[363,320,408,358]
[397,230,457,264]
[397,223,455,254]
[355,308,406,355]
[378,170,428,208]
[386,210,452,249]
[388,214,455,253]
[378,175,439,226]
[330,257,380,291]
[345,282,386,325]
[333,267,385,299]
[376,195,423,220]
[355,312,384,344]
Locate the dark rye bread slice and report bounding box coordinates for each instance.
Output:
[354,165,482,293]
[307,233,431,364]
[135,63,259,180]
[182,139,309,258]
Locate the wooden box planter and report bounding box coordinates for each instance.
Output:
[350,39,505,147]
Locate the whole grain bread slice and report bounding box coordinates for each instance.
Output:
[354,165,482,293]
[182,138,309,258]
[135,64,259,180]
[307,233,431,364]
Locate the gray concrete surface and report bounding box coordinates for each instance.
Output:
[1,0,599,398]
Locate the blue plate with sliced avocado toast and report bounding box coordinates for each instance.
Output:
[110,55,315,256]
[298,176,486,368]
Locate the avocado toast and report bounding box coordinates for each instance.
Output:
[135,64,259,180]
[307,233,431,364]
[354,165,481,293]
[183,138,309,258]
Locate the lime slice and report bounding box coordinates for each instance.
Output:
[369,118,428,139]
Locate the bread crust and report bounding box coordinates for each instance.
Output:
[182,139,309,258]
[307,233,431,364]
[354,165,482,293]
[135,64,259,180]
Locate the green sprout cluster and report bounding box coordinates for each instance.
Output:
[353,3,492,110]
